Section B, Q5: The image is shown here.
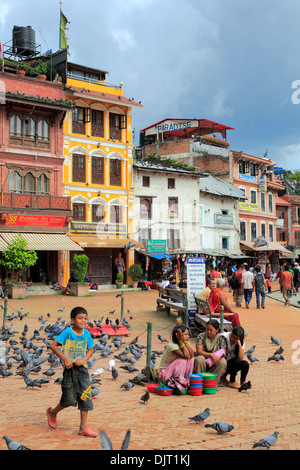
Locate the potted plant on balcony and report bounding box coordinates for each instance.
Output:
[128,263,143,288]
[16,61,32,76]
[69,254,90,296]
[0,234,37,299]
[34,60,49,80]
[116,272,124,289]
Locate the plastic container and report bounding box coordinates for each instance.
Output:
[203,387,217,394]
[190,374,203,381]
[189,383,203,388]
[203,381,218,388]
[201,373,217,380]
[147,383,158,393]
[174,387,188,395]
[189,388,203,396]
[156,386,173,396]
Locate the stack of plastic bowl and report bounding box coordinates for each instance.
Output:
[202,372,218,394]
[155,385,173,396]
[188,374,203,396]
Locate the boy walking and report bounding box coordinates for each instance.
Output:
[46,307,97,437]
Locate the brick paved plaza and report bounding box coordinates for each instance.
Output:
[0,285,300,451]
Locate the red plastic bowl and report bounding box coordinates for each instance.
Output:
[147,383,158,393]
[190,379,203,384]
[203,380,218,388]
[188,388,203,396]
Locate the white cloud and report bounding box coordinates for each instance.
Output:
[0,2,12,31]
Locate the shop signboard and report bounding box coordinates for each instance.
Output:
[147,239,167,253]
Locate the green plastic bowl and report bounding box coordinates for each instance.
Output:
[201,373,217,380]
[203,387,217,394]
[174,387,188,395]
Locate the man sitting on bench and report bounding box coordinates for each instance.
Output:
[167,276,183,303]
[209,278,242,328]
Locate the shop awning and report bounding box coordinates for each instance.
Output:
[240,240,294,255]
[147,254,173,260]
[0,233,83,251]
[69,235,144,250]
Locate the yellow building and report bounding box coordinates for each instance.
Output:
[62,62,143,286]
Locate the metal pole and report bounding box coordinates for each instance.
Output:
[121,297,124,322]
[220,305,224,333]
[185,299,189,327]
[2,297,8,331]
[145,322,153,381]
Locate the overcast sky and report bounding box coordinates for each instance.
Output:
[1,0,300,170]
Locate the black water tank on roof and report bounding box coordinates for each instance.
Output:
[12,26,35,56]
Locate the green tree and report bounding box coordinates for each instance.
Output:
[0,234,37,275]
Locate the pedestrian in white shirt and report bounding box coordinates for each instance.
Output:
[241,265,254,309]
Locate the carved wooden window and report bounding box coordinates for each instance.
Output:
[168,197,178,218]
[72,107,85,134]
[109,113,121,141]
[168,229,180,249]
[110,159,121,186]
[9,113,50,149]
[24,172,35,194]
[92,156,104,184]
[110,205,122,224]
[73,203,85,221]
[140,198,152,220]
[9,171,21,193]
[92,204,105,222]
[37,174,49,194]
[72,154,86,183]
[91,110,104,137]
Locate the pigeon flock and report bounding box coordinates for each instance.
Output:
[0,302,285,451]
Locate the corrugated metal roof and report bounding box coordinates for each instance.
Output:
[200,175,247,199]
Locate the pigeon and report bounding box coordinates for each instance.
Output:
[268,354,285,362]
[2,435,31,450]
[111,367,118,380]
[109,320,119,331]
[124,238,135,253]
[247,353,259,364]
[0,369,13,378]
[245,345,256,355]
[252,431,279,449]
[204,422,234,434]
[24,375,42,388]
[157,334,168,343]
[116,291,124,298]
[238,381,252,392]
[140,390,150,404]
[43,368,56,378]
[121,382,134,390]
[92,368,104,376]
[274,346,284,355]
[271,336,281,345]
[188,408,210,424]
[120,365,139,373]
[100,429,130,450]
[57,307,65,312]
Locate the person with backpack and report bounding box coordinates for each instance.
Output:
[253,264,267,309]
[231,265,243,308]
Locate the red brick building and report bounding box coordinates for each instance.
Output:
[0,68,81,284]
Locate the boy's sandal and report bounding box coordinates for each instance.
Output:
[78,427,97,438]
[46,407,57,428]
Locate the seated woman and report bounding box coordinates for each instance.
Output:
[221,326,249,389]
[208,278,241,328]
[159,324,194,392]
[194,319,227,384]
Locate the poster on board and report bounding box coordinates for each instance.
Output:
[187,257,206,327]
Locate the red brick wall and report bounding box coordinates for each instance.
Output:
[0,71,64,100]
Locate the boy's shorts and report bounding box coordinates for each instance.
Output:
[59,365,94,411]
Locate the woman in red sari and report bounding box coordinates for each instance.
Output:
[208,278,241,328]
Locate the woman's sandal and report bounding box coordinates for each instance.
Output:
[78,427,97,438]
[46,407,57,428]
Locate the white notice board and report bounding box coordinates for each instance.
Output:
[187,257,206,327]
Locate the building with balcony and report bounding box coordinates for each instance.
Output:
[62,62,143,285]
[0,66,81,284]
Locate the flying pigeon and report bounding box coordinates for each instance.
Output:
[271,336,281,345]
[100,430,130,450]
[252,431,279,449]
[2,435,31,450]
[140,390,150,404]
[204,422,234,434]
[188,408,210,424]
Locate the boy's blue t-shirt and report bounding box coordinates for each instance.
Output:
[55,327,94,366]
